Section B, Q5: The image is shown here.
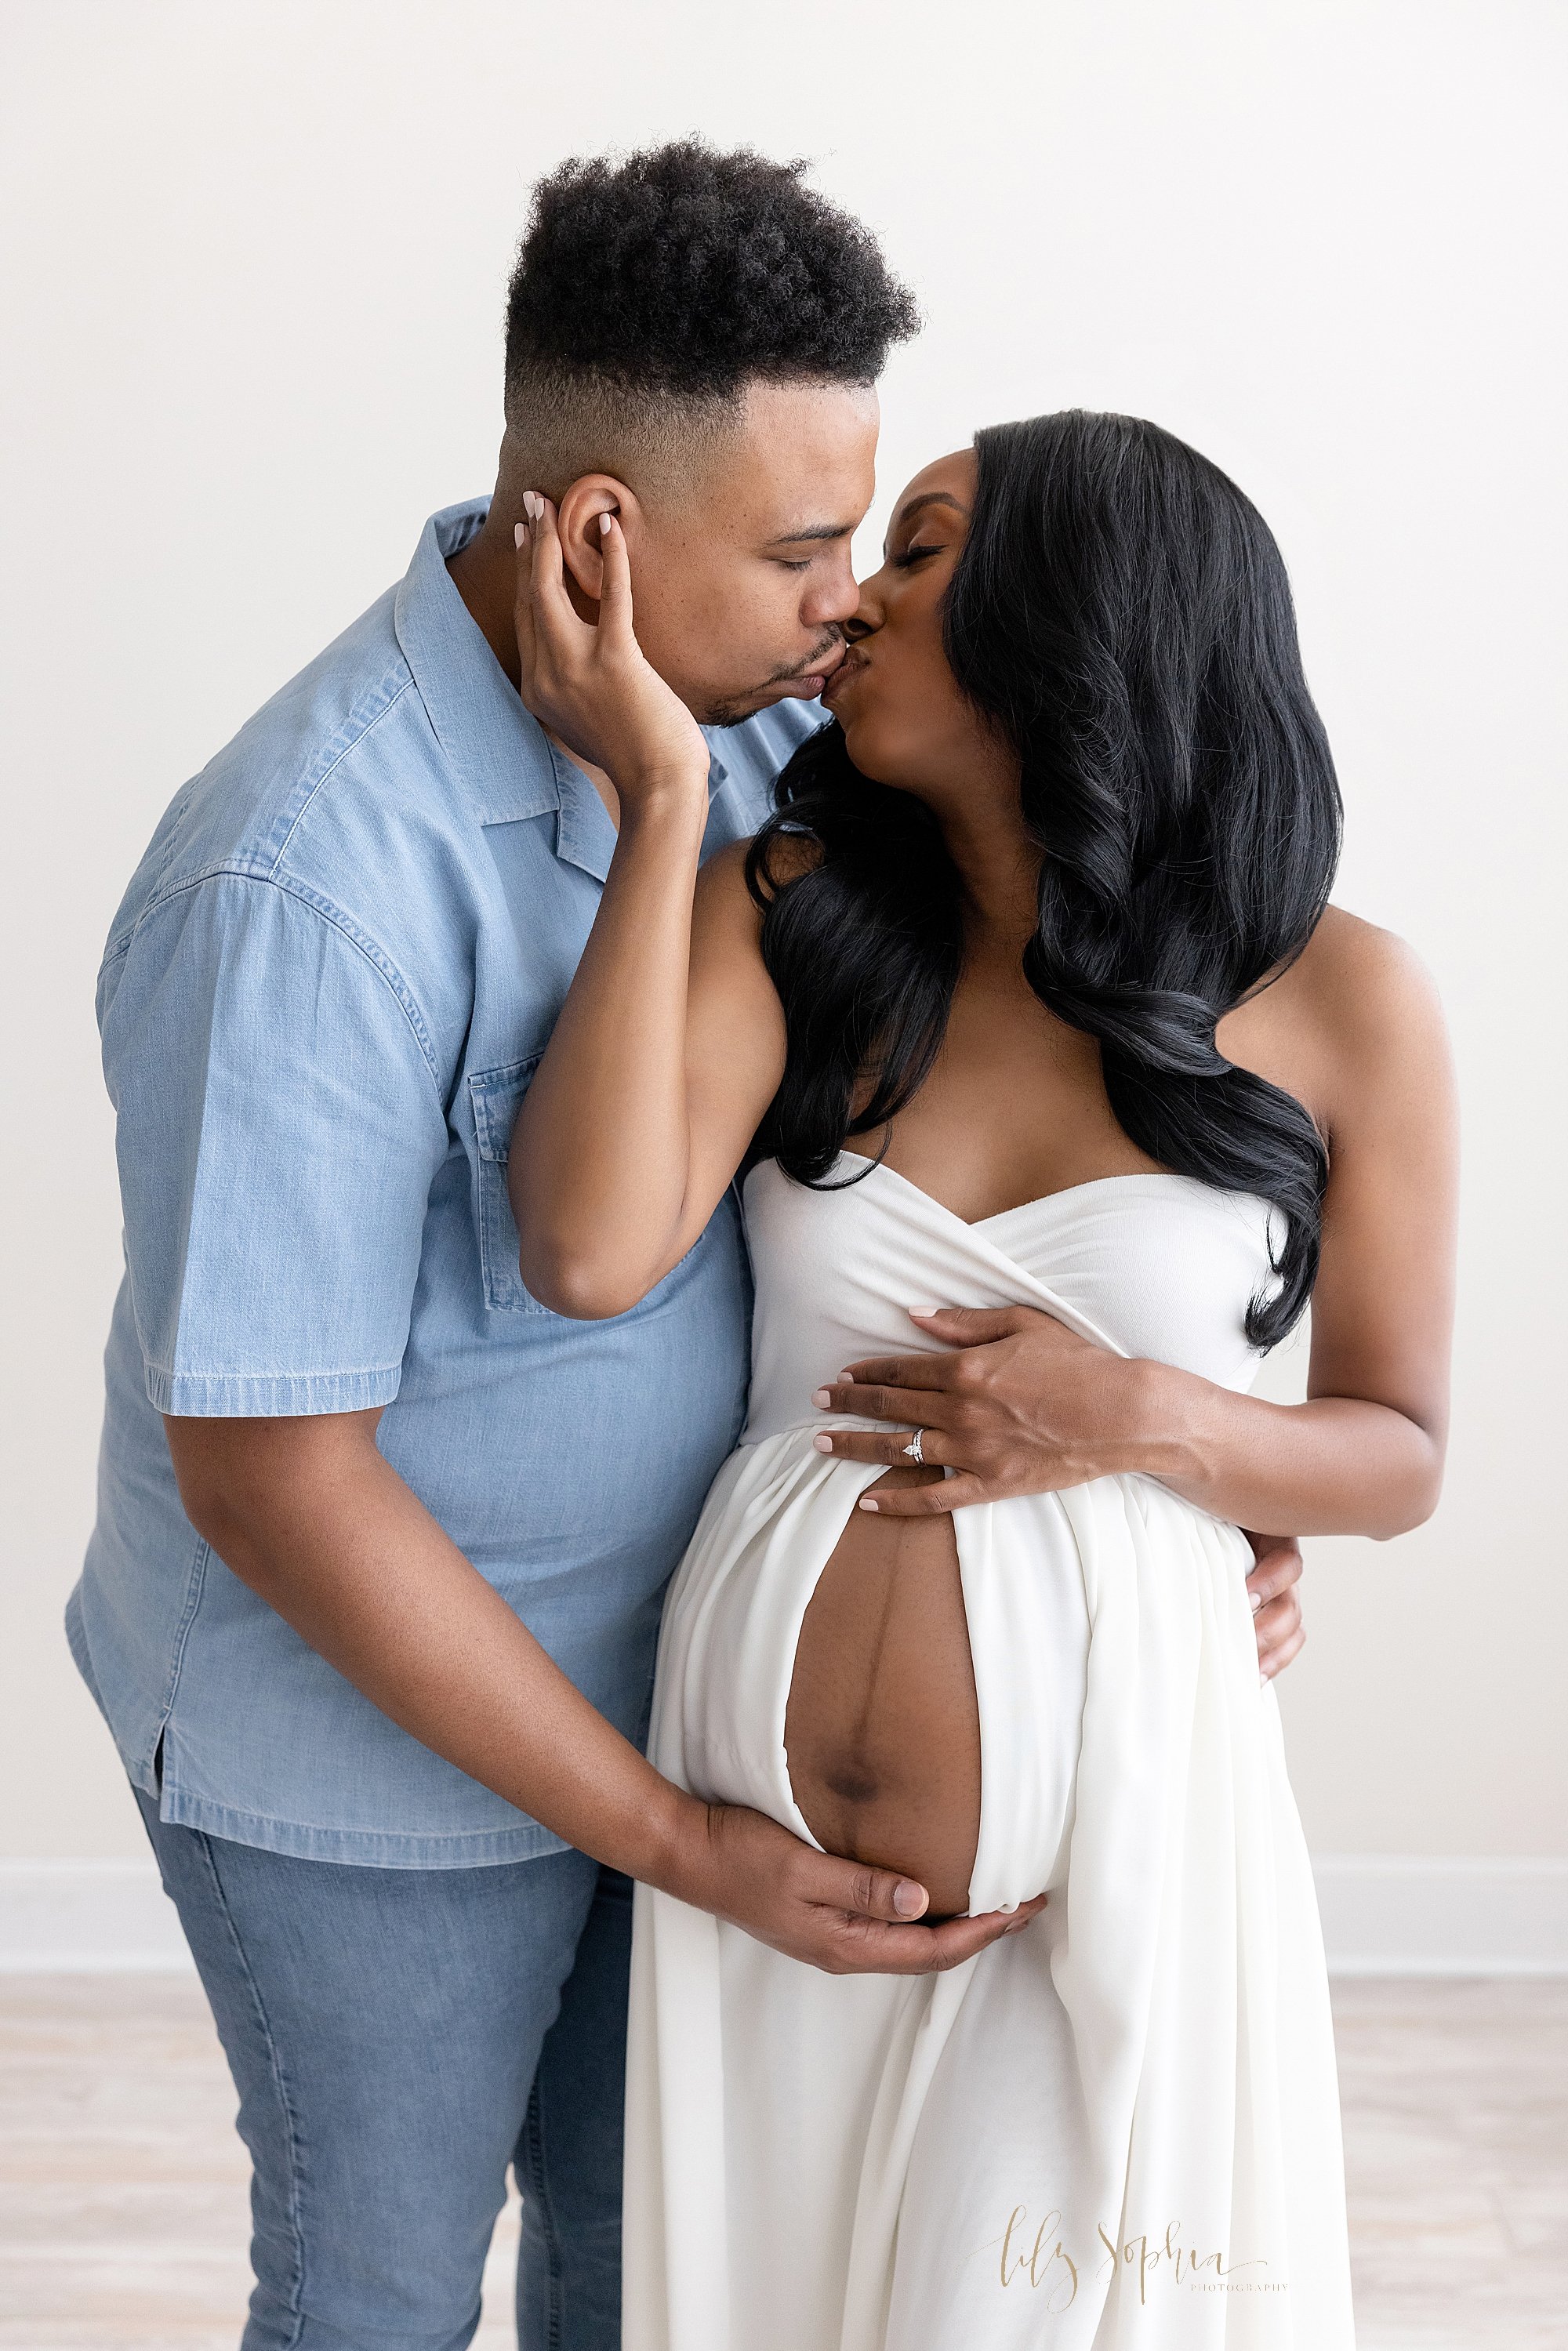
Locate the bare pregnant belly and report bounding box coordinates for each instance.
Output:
[782,1465,982,1921]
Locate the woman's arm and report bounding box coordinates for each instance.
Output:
[812,913,1458,1541]
[1149,915,1457,1534]
[504,499,788,1318]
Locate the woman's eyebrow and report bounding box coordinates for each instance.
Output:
[898,491,966,524]
[882,488,967,555]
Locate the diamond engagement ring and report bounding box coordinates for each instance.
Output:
[902,1428,926,1465]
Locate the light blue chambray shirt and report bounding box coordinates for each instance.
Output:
[66,495,821,1867]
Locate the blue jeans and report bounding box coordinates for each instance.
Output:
[132,1773,630,2349]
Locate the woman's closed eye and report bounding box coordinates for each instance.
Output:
[891,542,942,568]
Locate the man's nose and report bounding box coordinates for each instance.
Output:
[804,551,863,630]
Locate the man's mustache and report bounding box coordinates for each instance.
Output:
[764,629,848,689]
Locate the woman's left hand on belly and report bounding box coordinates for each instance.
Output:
[809,1302,1158,1507]
[809,1303,1306,1681]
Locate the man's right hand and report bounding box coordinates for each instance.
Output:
[661,1795,1048,1975]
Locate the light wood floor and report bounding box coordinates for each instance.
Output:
[1,1975,1563,2348]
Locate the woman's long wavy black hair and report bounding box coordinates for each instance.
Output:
[743,410,1342,1349]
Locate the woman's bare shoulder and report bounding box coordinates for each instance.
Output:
[695,827,821,922]
[1220,905,1450,1125]
[1278,905,1444,1042]
[695,834,752,894]
[689,836,808,1038]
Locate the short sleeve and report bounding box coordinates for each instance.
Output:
[103,874,449,1415]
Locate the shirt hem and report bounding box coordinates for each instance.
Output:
[64,1582,163,1798]
[154,1787,577,1869]
[143,1363,404,1416]
[64,1581,111,1725]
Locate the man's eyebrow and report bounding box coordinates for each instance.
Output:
[764,520,858,547]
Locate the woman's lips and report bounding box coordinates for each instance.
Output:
[820,652,866,704]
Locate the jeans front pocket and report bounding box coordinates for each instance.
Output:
[468,1056,555,1315]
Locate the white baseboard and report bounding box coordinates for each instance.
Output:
[2,1856,1566,1975]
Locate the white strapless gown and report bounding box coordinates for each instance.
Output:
[622,1152,1355,2349]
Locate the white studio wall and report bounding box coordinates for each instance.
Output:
[2,0,1563,1965]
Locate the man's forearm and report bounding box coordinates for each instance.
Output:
[165,1410,700,1887]
[162,1407,1054,1976]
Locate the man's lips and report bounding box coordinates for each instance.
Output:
[768,644,850,701]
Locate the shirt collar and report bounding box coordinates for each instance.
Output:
[393,495,730,883]
[394,497,560,826]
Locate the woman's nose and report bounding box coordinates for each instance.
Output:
[843,608,877,643]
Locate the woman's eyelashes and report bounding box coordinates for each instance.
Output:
[891,542,942,569]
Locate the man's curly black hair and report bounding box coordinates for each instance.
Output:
[504,140,918,412]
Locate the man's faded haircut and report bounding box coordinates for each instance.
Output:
[502,140,919,494]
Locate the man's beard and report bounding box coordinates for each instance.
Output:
[700,631,845,730]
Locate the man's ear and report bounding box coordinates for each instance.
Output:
[555,474,638,609]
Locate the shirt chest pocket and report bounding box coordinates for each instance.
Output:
[467,1056,721,1323]
[468,1057,558,1315]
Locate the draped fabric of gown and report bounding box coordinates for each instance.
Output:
[622,1151,1355,2351]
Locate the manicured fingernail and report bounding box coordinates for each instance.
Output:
[514,522,527,549]
[599,512,612,535]
[894,1880,925,1917]
[1250,1591,1262,1613]
[811,1388,833,1407]
[813,1433,833,1453]
[908,1307,941,1318]
[858,1497,879,1511]
[1260,1671,1269,1687]
[524,491,543,520]
[837,1370,855,1383]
